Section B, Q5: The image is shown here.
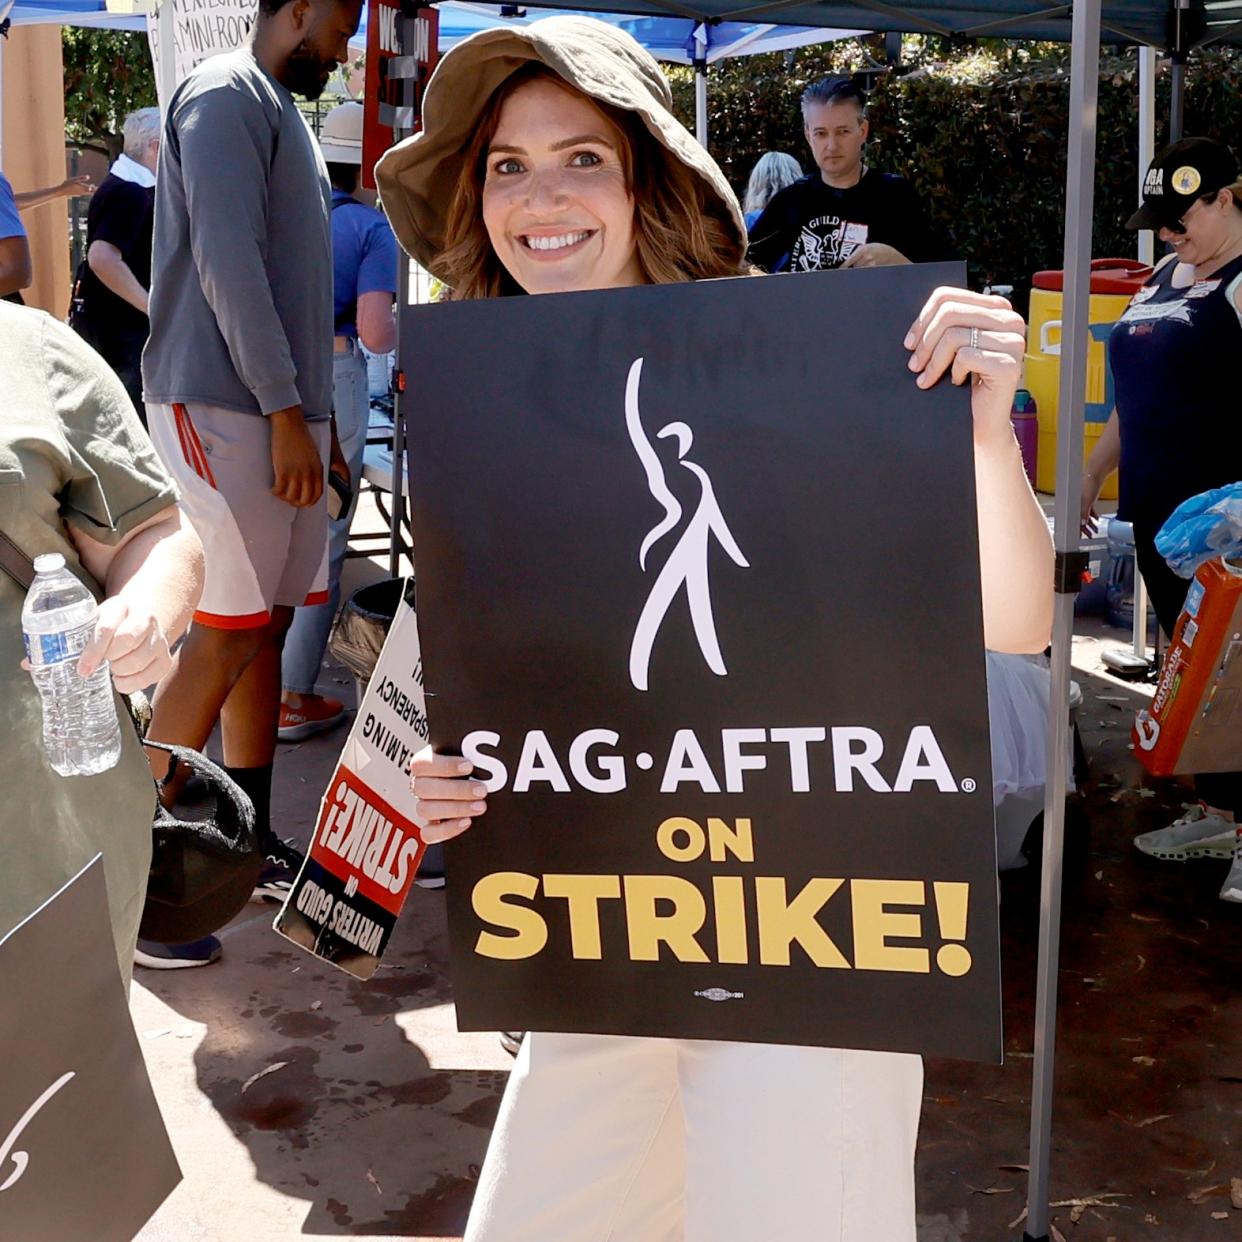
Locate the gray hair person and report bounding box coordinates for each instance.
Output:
[122,107,162,162]
[743,151,803,222]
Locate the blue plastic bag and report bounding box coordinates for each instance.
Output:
[1155,483,1242,578]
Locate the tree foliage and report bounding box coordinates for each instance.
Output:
[62,28,157,160]
[668,44,1242,307]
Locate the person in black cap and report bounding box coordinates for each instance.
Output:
[1083,136,1242,900]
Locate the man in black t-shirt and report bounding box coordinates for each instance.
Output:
[747,77,944,274]
[75,108,160,418]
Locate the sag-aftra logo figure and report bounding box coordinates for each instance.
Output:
[625,357,749,692]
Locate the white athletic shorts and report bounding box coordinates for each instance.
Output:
[147,401,329,629]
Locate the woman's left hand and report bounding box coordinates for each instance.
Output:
[904,287,1026,447]
[77,595,173,694]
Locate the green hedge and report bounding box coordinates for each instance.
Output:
[668,46,1242,308]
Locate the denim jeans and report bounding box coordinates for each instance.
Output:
[282,346,370,695]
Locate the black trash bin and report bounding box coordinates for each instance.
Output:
[329,576,411,697]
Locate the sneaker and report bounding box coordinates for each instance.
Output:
[278,695,346,742]
[251,835,306,902]
[415,869,446,890]
[499,1031,525,1057]
[134,935,222,970]
[1220,848,1242,904]
[1134,805,1238,861]
[251,861,297,903]
[263,833,307,873]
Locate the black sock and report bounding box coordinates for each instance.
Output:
[224,763,274,841]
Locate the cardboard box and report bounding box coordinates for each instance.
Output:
[1133,557,1242,775]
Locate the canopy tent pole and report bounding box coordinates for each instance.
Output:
[694,59,707,146]
[156,0,176,110]
[1169,53,1186,139]
[1022,0,1102,1235]
[1126,42,1157,667]
[1137,45,1156,266]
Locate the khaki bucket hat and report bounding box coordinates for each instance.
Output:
[374,15,746,278]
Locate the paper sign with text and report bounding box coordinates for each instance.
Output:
[148,0,259,108]
[406,263,1004,1061]
[274,580,429,979]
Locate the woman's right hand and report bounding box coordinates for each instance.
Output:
[411,749,489,843]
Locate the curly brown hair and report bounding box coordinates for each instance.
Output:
[438,64,748,300]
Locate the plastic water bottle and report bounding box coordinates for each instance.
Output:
[21,553,122,776]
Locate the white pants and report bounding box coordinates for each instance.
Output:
[465,1032,922,1242]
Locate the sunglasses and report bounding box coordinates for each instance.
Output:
[1164,194,1211,235]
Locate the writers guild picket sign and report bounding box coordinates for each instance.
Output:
[0,858,180,1240]
[408,263,1003,1060]
[275,580,430,979]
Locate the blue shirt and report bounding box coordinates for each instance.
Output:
[0,174,26,240]
[331,189,398,340]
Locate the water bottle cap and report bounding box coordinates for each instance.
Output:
[33,552,65,574]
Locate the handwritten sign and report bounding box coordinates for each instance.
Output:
[148,0,259,108]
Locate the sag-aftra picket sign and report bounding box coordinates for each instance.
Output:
[406,263,1003,1061]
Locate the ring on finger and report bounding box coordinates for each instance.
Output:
[969,326,979,351]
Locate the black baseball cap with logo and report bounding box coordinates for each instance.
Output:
[1127,137,1239,231]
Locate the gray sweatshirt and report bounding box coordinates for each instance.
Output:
[142,49,332,420]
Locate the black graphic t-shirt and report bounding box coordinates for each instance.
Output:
[747,169,945,273]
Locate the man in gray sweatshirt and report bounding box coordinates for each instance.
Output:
[139,0,362,966]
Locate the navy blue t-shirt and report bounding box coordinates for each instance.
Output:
[1109,253,1242,534]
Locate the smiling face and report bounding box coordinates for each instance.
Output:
[1158,188,1240,270]
[803,98,868,189]
[480,75,644,295]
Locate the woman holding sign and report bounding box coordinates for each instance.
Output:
[378,17,1051,1241]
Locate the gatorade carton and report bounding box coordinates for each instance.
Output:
[1134,557,1242,775]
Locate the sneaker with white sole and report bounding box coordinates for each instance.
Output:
[1220,848,1242,903]
[251,861,297,903]
[1134,804,1238,861]
[134,935,222,970]
[250,835,306,902]
[278,695,346,742]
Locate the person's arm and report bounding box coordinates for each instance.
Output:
[356,291,396,355]
[176,87,322,507]
[14,175,94,211]
[355,219,399,354]
[906,287,1054,654]
[1081,409,1120,532]
[87,240,149,314]
[68,505,205,693]
[0,234,32,295]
